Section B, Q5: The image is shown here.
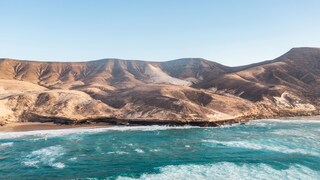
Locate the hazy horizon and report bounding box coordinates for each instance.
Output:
[1,0,320,66]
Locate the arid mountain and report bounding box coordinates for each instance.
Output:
[0,47,319,126]
[196,48,320,102]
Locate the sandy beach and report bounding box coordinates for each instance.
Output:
[0,122,112,132]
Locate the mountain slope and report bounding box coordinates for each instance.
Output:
[196,48,320,102]
[0,47,319,125]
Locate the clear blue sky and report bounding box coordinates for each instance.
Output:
[1,0,320,66]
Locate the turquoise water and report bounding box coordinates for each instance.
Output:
[0,119,319,179]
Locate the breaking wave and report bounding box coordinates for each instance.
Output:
[0,125,199,140]
[0,142,13,148]
[271,129,320,141]
[202,139,319,156]
[116,162,320,180]
[134,149,144,153]
[22,145,65,168]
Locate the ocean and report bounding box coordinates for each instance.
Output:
[0,119,319,179]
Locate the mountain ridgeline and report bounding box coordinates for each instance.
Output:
[0,47,319,126]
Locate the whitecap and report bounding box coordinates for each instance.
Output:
[22,145,65,168]
[134,149,144,153]
[107,151,129,155]
[215,123,242,128]
[0,142,13,148]
[202,139,319,156]
[69,157,77,161]
[149,149,160,152]
[52,162,65,169]
[116,162,320,180]
[23,160,39,167]
[246,121,268,127]
[271,129,320,140]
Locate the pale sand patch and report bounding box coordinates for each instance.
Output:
[145,64,191,86]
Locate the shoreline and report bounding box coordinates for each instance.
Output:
[0,122,112,132]
[0,115,319,133]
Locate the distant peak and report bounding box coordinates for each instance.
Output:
[164,58,207,62]
[287,47,320,54]
[276,47,320,62]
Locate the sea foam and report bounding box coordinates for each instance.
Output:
[0,142,13,148]
[0,125,199,140]
[116,162,320,180]
[271,129,320,141]
[22,145,65,168]
[134,149,144,153]
[202,139,319,156]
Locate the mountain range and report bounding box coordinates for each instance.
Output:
[0,47,319,126]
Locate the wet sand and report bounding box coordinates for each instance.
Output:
[0,122,111,132]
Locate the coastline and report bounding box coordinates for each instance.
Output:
[0,122,112,132]
[0,115,319,133]
[0,117,249,132]
[278,115,320,120]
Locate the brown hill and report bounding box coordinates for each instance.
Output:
[0,47,319,126]
[196,48,320,102]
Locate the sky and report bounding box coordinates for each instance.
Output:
[1,0,320,66]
